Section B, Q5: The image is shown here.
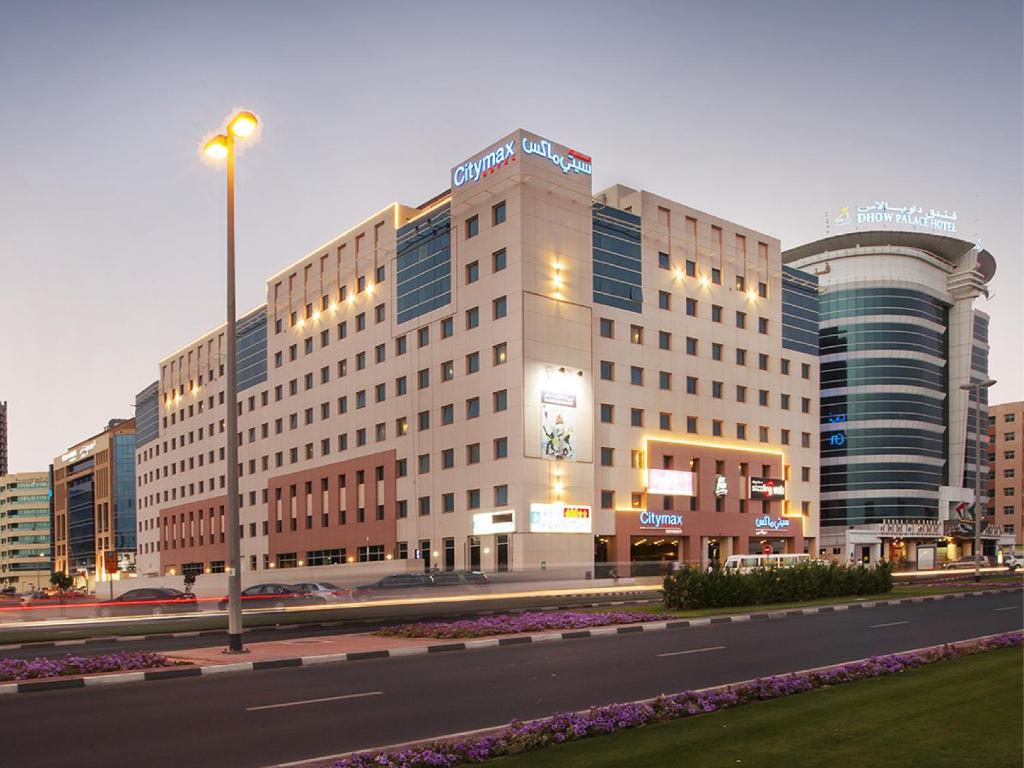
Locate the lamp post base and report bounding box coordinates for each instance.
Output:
[225,633,247,654]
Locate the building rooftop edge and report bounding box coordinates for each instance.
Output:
[782,230,995,283]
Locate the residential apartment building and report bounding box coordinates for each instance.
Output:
[987,401,1022,550]
[0,472,51,592]
[134,130,819,580]
[52,419,137,584]
[784,232,1013,565]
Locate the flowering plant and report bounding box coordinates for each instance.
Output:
[373,611,662,639]
[335,632,1022,767]
[0,651,171,682]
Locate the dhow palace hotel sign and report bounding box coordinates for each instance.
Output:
[833,201,958,234]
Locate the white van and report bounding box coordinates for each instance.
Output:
[723,553,810,573]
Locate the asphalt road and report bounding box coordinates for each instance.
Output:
[1,592,1020,768]
[0,598,654,660]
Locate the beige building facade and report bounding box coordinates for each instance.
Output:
[134,130,819,580]
[0,472,51,592]
[988,401,1023,550]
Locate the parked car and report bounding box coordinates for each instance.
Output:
[95,588,198,617]
[1003,554,1021,571]
[942,555,993,569]
[217,583,321,611]
[292,581,350,602]
[429,570,490,587]
[350,574,435,601]
[1,586,17,597]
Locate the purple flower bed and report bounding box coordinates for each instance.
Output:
[335,631,1023,767]
[374,611,663,639]
[0,651,172,682]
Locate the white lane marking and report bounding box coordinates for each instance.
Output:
[246,691,383,712]
[994,606,1017,611]
[657,645,727,658]
[870,621,909,628]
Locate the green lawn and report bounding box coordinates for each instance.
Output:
[489,646,1024,768]
[586,579,1022,620]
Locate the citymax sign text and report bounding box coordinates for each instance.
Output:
[453,137,592,187]
[639,511,685,529]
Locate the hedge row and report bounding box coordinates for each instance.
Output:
[662,561,893,610]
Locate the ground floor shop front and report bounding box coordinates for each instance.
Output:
[600,509,812,576]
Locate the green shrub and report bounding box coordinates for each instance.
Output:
[662,561,893,610]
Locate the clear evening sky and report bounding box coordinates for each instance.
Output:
[1,1,1021,473]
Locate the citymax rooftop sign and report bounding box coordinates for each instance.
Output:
[452,136,592,187]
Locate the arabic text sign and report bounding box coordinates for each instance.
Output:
[833,202,958,234]
[749,477,786,500]
[529,503,592,534]
[647,469,696,496]
[754,515,792,532]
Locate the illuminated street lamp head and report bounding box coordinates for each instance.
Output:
[228,110,258,138]
[204,134,229,160]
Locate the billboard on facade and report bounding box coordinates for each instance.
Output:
[541,391,577,460]
[529,503,592,534]
[749,477,786,499]
[647,469,697,496]
[472,510,516,535]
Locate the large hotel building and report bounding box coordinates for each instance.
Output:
[784,231,1013,564]
[133,130,820,580]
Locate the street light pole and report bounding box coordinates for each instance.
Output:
[960,378,996,584]
[204,110,258,654]
[224,133,243,653]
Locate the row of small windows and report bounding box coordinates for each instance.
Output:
[600,391,812,424]
[599,424,814,456]
[819,288,947,324]
[819,323,946,357]
[597,360,812,389]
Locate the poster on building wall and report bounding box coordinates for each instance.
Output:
[541,391,577,460]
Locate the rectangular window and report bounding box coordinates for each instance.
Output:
[658,251,670,270]
[736,311,746,329]
[686,337,698,355]
[442,448,455,469]
[712,305,722,323]
[659,412,671,430]
[600,447,614,466]
[466,261,479,284]
[465,215,479,238]
[659,331,671,350]
[441,403,454,425]
[466,306,479,329]
[659,371,671,390]
[466,352,480,374]
[493,343,507,365]
[466,443,481,464]
[493,248,507,272]
[631,408,644,427]
[466,397,480,419]
[600,361,614,380]
[493,389,508,411]
[630,325,643,344]
[600,318,614,338]
[686,297,697,316]
[685,259,696,277]
[630,366,644,386]
[712,343,722,361]
[686,376,698,395]
[493,296,507,319]
[492,201,506,225]
[494,437,508,459]
[658,291,670,309]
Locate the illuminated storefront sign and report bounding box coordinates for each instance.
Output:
[714,476,729,497]
[833,202,957,234]
[749,477,786,499]
[61,441,97,464]
[639,511,684,532]
[473,510,516,535]
[453,136,592,188]
[529,502,592,534]
[647,469,696,496]
[754,515,792,532]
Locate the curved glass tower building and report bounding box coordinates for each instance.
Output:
[783,231,1008,564]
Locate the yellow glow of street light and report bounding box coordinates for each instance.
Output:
[228,111,258,138]
[204,135,229,160]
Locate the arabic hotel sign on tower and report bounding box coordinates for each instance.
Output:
[833,202,958,234]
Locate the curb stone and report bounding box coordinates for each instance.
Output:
[0,586,1018,695]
